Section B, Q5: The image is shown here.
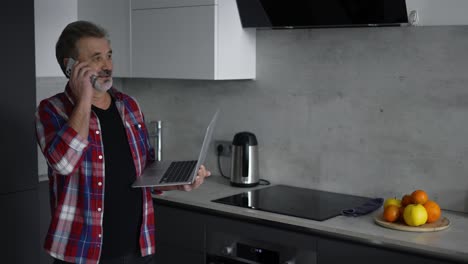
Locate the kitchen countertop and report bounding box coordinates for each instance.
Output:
[152,176,468,263]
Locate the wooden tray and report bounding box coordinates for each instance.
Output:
[374,214,450,232]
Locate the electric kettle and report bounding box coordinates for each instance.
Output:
[230,132,259,187]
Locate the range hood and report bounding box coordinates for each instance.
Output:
[236,0,409,28]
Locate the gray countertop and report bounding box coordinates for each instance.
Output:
[152,176,468,263]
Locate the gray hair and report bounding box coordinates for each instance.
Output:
[55,20,109,76]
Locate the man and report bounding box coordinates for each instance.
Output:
[35,21,211,264]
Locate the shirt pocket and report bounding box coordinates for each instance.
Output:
[126,121,148,174]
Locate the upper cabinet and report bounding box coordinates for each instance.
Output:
[131,0,256,80]
[78,0,131,77]
[34,0,78,77]
[35,0,255,79]
[406,0,468,26]
[35,0,131,77]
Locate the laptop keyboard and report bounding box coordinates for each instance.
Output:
[160,160,198,184]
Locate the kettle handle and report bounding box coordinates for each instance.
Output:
[242,144,249,177]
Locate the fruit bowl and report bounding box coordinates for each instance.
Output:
[374,214,450,232]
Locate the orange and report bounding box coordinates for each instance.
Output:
[401,194,412,206]
[383,205,400,223]
[398,206,406,223]
[423,200,441,223]
[411,190,428,204]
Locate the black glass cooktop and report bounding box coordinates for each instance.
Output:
[212,185,373,221]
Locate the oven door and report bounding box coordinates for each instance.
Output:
[207,254,259,264]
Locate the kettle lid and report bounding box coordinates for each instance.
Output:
[232,131,258,146]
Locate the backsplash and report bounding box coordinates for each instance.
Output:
[122,26,468,213]
[37,26,468,213]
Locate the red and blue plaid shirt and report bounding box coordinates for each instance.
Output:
[35,85,156,264]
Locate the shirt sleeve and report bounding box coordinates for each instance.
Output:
[35,100,89,175]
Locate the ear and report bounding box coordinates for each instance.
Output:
[63,58,69,68]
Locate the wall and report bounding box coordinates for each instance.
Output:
[122,26,468,213]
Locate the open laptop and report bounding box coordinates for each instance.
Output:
[132,110,219,188]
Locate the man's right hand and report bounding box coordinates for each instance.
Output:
[67,60,97,139]
[68,60,96,104]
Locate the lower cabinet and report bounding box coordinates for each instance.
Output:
[0,190,39,263]
[153,202,463,264]
[153,204,206,263]
[154,245,205,264]
[317,237,457,264]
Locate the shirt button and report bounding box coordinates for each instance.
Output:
[98,208,102,212]
[98,155,103,160]
[98,182,102,186]
[138,124,142,128]
[96,130,100,135]
[98,234,102,238]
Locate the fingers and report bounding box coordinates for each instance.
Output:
[180,174,205,192]
[198,165,211,178]
[176,165,210,192]
[72,61,97,82]
[69,61,97,101]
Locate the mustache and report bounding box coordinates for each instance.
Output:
[96,70,112,78]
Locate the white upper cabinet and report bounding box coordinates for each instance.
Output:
[78,0,131,77]
[35,0,131,77]
[406,0,468,26]
[131,0,256,80]
[35,0,255,79]
[35,0,78,77]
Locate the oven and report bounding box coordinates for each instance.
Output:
[206,231,316,264]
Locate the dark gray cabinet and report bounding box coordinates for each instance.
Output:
[1,0,37,195]
[0,0,39,262]
[153,204,206,263]
[153,202,465,264]
[0,190,38,263]
[154,245,205,264]
[317,237,458,264]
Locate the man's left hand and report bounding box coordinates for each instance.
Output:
[178,165,211,192]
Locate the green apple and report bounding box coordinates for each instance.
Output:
[403,204,428,226]
[384,197,402,208]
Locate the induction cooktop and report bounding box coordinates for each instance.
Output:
[212,185,374,221]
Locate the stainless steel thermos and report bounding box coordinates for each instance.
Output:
[230,132,259,187]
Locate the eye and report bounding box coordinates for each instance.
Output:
[107,53,112,60]
[92,56,102,63]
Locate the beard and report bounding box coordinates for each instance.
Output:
[93,77,113,92]
[91,69,113,92]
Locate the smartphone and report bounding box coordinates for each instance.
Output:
[65,58,98,89]
[65,58,75,78]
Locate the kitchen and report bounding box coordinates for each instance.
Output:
[3,0,468,263]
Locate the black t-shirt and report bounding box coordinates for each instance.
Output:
[92,98,143,259]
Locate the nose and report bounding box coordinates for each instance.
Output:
[102,56,112,71]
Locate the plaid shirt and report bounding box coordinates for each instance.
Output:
[35,85,156,264]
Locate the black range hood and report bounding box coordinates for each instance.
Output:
[236,0,409,29]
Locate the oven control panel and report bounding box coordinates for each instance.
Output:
[206,231,316,264]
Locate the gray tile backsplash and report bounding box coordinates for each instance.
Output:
[37,26,468,213]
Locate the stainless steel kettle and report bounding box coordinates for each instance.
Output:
[230,132,259,187]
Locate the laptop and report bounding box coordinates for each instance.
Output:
[132,110,219,188]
